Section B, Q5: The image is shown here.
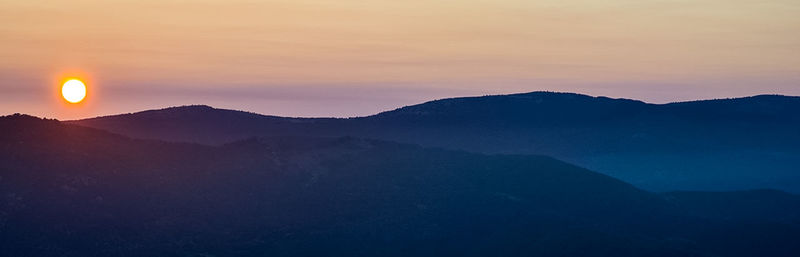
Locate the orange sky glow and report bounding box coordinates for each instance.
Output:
[1,0,799,119]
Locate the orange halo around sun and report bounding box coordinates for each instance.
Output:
[61,78,87,103]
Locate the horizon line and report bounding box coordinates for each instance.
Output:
[4,91,793,121]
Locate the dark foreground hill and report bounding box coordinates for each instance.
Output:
[71,92,800,192]
[3,114,800,256]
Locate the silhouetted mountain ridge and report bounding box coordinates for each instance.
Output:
[372,92,649,124]
[3,115,800,256]
[70,91,800,192]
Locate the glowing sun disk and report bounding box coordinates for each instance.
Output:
[62,79,86,103]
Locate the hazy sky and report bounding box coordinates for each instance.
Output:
[1,0,799,119]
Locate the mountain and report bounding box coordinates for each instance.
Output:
[3,114,800,256]
[665,189,800,224]
[71,92,800,192]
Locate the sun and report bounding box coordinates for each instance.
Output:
[62,79,87,103]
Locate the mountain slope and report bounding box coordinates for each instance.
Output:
[68,105,336,144]
[6,115,800,256]
[70,92,800,192]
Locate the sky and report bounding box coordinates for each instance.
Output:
[1,0,799,119]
